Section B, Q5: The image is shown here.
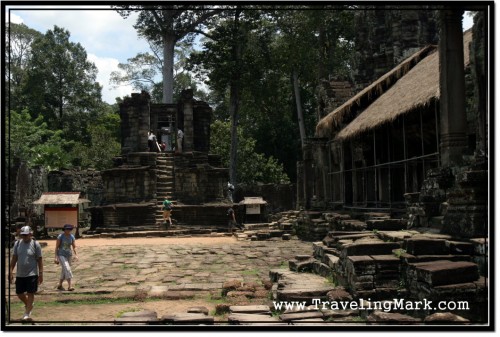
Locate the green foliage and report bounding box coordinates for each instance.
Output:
[188,8,356,181]
[6,110,72,171]
[21,25,102,129]
[210,120,289,184]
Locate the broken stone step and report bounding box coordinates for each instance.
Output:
[229,305,271,314]
[114,310,158,325]
[366,219,407,231]
[160,313,214,325]
[362,212,391,220]
[367,311,421,324]
[288,258,316,272]
[337,220,367,231]
[400,253,472,264]
[279,311,324,322]
[243,223,270,230]
[277,286,336,304]
[403,238,449,255]
[228,313,279,324]
[312,261,333,278]
[323,254,340,269]
[341,242,401,257]
[413,260,479,286]
[446,241,475,255]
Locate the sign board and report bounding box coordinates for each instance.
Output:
[44,207,78,228]
[245,204,261,215]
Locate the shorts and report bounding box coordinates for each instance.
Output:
[163,210,171,218]
[15,275,38,294]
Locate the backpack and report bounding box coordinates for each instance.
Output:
[163,200,172,210]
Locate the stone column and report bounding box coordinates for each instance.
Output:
[439,9,467,166]
[182,90,194,152]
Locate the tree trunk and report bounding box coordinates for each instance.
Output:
[163,34,175,104]
[229,8,242,186]
[293,69,306,153]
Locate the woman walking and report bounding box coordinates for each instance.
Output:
[54,224,78,291]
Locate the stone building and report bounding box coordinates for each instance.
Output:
[88,90,230,230]
[300,10,488,238]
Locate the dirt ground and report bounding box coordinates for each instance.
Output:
[6,236,265,325]
[40,235,237,249]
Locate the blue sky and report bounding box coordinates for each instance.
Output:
[6,6,475,104]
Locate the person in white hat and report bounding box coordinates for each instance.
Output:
[9,226,43,321]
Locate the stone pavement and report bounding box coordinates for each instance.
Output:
[6,237,313,300]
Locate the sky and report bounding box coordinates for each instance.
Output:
[6,5,475,105]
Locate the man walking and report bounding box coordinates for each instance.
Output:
[10,226,43,321]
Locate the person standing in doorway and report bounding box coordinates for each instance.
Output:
[176,129,184,153]
[9,226,43,321]
[148,130,155,152]
[54,224,78,291]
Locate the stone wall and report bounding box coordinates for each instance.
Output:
[120,91,151,154]
[48,169,103,207]
[353,9,438,92]
[101,165,157,204]
[174,152,228,204]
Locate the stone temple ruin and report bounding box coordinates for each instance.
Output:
[6,8,489,327]
[87,89,232,233]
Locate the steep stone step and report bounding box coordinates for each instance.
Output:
[243,223,270,230]
[411,260,479,286]
[338,219,367,231]
[269,269,336,305]
[403,238,449,255]
[341,241,401,257]
[366,219,407,231]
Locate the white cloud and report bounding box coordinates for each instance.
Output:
[7,13,24,24]
[9,7,151,104]
[87,53,134,104]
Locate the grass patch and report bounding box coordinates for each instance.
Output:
[116,307,143,318]
[242,268,261,276]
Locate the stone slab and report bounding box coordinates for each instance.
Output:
[342,242,401,257]
[414,260,479,286]
[404,238,449,255]
[161,313,214,325]
[230,305,271,314]
[228,313,279,324]
[279,311,324,322]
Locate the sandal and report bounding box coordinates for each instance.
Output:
[56,285,64,291]
[68,287,75,291]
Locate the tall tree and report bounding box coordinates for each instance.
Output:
[110,41,207,103]
[22,25,102,130]
[115,5,221,103]
[6,22,42,111]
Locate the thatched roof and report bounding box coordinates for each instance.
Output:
[33,192,90,205]
[316,29,473,140]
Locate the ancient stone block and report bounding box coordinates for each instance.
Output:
[342,242,401,257]
[346,255,375,275]
[187,306,209,315]
[367,311,421,324]
[446,241,475,255]
[424,312,470,324]
[279,311,324,322]
[413,260,479,286]
[404,238,449,255]
[160,313,214,325]
[230,305,271,314]
[228,313,279,324]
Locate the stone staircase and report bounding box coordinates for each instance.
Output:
[267,210,488,323]
[155,153,176,225]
